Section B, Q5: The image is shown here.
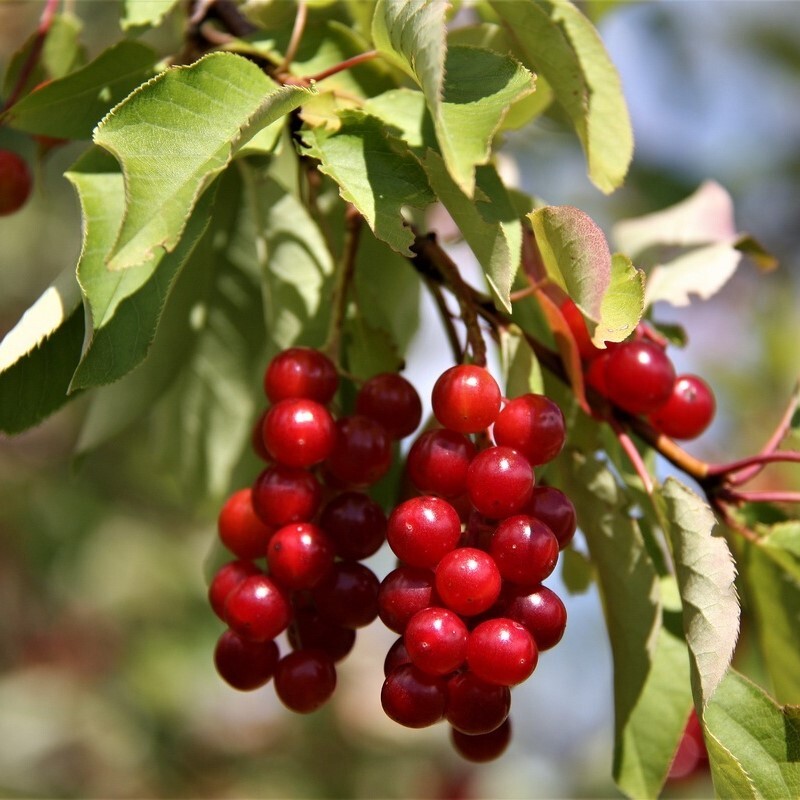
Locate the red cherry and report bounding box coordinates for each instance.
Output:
[466,446,534,519]
[356,373,422,439]
[311,561,380,629]
[489,515,559,586]
[251,465,321,527]
[450,718,512,762]
[386,495,462,569]
[435,547,502,617]
[406,428,476,498]
[605,340,676,415]
[319,491,386,560]
[217,488,275,560]
[381,663,448,728]
[214,629,279,691]
[493,394,566,466]
[324,415,392,488]
[432,365,501,434]
[208,560,262,620]
[522,486,577,550]
[287,607,356,663]
[263,347,338,404]
[262,398,336,468]
[648,374,716,440]
[223,574,292,642]
[497,584,567,651]
[466,618,538,686]
[377,565,438,634]
[266,522,335,590]
[274,649,337,713]
[404,606,469,676]
[0,150,32,216]
[445,671,511,734]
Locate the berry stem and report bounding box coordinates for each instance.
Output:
[412,233,488,367]
[705,450,800,480]
[423,276,464,364]
[610,419,654,495]
[1,0,60,113]
[323,204,363,363]
[279,1,308,72]
[723,489,800,505]
[304,51,379,84]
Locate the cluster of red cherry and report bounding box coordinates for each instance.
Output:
[378,365,573,762]
[561,299,716,439]
[208,348,420,714]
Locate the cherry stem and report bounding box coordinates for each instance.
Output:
[323,204,363,364]
[284,50,380,87]
[412,234,488,366]
[723,489,800,505]
[611,419,654,494]
[1,0,60,113]
[706,450,800,479]
[280,1,308,71]
[423,277,464,365]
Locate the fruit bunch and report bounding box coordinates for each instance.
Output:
[208,347,422,713]
[378,365,574,763]
[561,299,716,440]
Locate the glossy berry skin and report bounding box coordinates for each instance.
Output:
[319,491,386,561]
[406,428,476,498]
[560,298,599,361]
[435,547,502,617]
[445,671,511,734]
[223,574,292,642]
[324,415,392,488]
[404,607,469,676]
[466,446,534,519]
[0,150,32,216]
[381,663,448,728]
[288,607,356,663]
[263,347,338,405]
[489,515,559,586]
[208,560,262,620]
[384,636,413,676]
[378,566,437,634]
[466,618,538,686]
[493,394,566,466]
[451,718,512,763]
[585,350,613,397]
[386,496,462,569]
[605,340,676,415]
[262,398,336,468]
[356,373,422,440]
[498,585,567,651]
[432,365,502,434]
[312,561,380,629]
[274,649,337,713]
[266,522,335,590]
[522,486,577,550]
[251,465,321,527]
[217,488,275,560]
[214,629,279,691]
[648,374,716,440]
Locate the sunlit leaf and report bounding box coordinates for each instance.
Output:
[122,0,180,30]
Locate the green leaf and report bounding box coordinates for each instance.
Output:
[661,478,740,711]
[424,153,521,311]
[500,325,543,398]
[559,547,593,594]
[94,52,313,270]
[704,730,758,800]
[362,88,430,150]
[234,168,335,352]
[490,0,633,194]
[613,181,778,308]
[122,0,180,30]
[529,205,611,320]
[344,313,403,379]
[4,41,156,140]
[0,268,85,434]
[373,1,534,194]
[70,175,219,390]
[704,670,800,799]
[301,110,435,255]
[558,451,666,794]
[591,254,645,346]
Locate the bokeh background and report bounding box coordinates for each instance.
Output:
[1,1,799,798]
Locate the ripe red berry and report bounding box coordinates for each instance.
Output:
[559,298,598,361]
[489,515,559,586]
[0,150,32,216]
[262,398,336,468]
[381,663,448,728]
[214,629,279,691]
[312,561,380,629]
[585,350,613,397]
[406,428,476,498]
[648,374,716,440]
[386,495,462,569]
[466,618,538,686]
[266,522,335,590]
[522,486,577,550]
[432,365,502,434]
[435,547,502,617]
[264,347,338,405]
[498,585,567,651]
[445,671,511,734]
[217,488,275,560]
[356,373,422,440]
[319,491,386,560]
[451,718,512,762]
[224,574,292,642]
[605,340,676,415]
[324,415,392,488]
[208,560,262,620]
[378,565,438,634]
[384,636,413,676]
[493,394,566,465]
[274,649,337,713]
[466,446,534,519]
[404,606,469,676]
[251,465,321,527]
[287,607,356,663]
